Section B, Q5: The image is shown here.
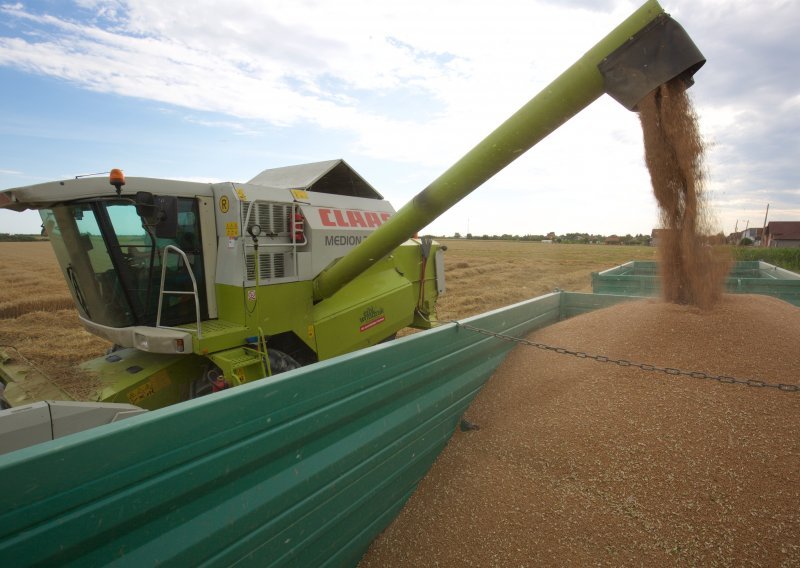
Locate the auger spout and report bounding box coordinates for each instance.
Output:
[312,0,704,301]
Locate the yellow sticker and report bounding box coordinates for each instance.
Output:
[126,372,170,405]
[226,222,239,237]
[235,187,247,200]
[127,382,154,405]
[307,324,315,339]
[219,195,230,213]
[291,189,309,201]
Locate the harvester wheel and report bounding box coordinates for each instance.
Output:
[266,349,301,375]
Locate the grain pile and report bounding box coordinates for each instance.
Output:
[360,295,800,566]
[639,79,729,308]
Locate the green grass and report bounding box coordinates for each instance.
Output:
[731,247,800,272]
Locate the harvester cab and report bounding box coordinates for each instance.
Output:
[0,0,704,418]
[0,159,445,409]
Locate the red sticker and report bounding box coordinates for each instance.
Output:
[359,315,385,332]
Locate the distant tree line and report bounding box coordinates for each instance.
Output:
[0,233,40,242]
[446,232,654,245]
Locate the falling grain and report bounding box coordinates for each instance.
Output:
[638,79,730,308]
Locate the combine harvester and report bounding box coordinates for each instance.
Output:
[0,1,705,564]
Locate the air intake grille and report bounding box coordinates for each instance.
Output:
[246,252,289,280]
[242,202,290,236]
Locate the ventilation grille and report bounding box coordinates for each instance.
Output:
[246,252,289,280]
[242,201,291,236]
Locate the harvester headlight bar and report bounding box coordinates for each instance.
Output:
[134,333,149,351]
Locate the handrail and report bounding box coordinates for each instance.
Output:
[156,245,202,339]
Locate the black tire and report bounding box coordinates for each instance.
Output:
[265,349,301,375]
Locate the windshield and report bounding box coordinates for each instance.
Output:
[41,197,206,329]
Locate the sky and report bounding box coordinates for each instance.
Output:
[0,0,798,238]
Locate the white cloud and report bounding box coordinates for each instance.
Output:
[0,0,624,158]
[0,0,797,237]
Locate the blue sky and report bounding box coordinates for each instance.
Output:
[1,0,798,237]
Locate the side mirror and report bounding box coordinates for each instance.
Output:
[134,191,156,218]
[153,196,177,239]
[135,192,178,239]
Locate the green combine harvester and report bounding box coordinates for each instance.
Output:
[1,159,446,408]
[0,2,709,563]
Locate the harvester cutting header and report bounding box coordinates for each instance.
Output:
[0,0,704,414]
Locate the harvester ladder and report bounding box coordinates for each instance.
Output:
[156,245,202,339]
[240,327,271,378]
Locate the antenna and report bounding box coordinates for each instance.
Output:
[75,171,110,179]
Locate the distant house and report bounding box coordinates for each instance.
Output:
[728,227,763,245]
[605,235,621,245]
[764,221,800,248]
[742,227,763,243]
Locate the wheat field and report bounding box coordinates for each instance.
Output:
[434,239,656,321]
[0,239,656,399]
[0,242,110,394]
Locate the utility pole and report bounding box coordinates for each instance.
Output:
[761,203,770,247]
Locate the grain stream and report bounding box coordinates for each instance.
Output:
[639,79,730,308]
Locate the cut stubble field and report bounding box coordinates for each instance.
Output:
[0,242,110,396]
[0,239,655,394]
[434,238,656,321]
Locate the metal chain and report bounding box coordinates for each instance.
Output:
[452,321,800,393]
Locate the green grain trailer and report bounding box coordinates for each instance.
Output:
[593,260,800,306]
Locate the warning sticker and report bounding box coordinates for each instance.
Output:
[291,189,309,201]
[226,222,239,237]
[127,382,154,405]
[127,372,171,405]
[359,315,385,332]
[359,306,385,332]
